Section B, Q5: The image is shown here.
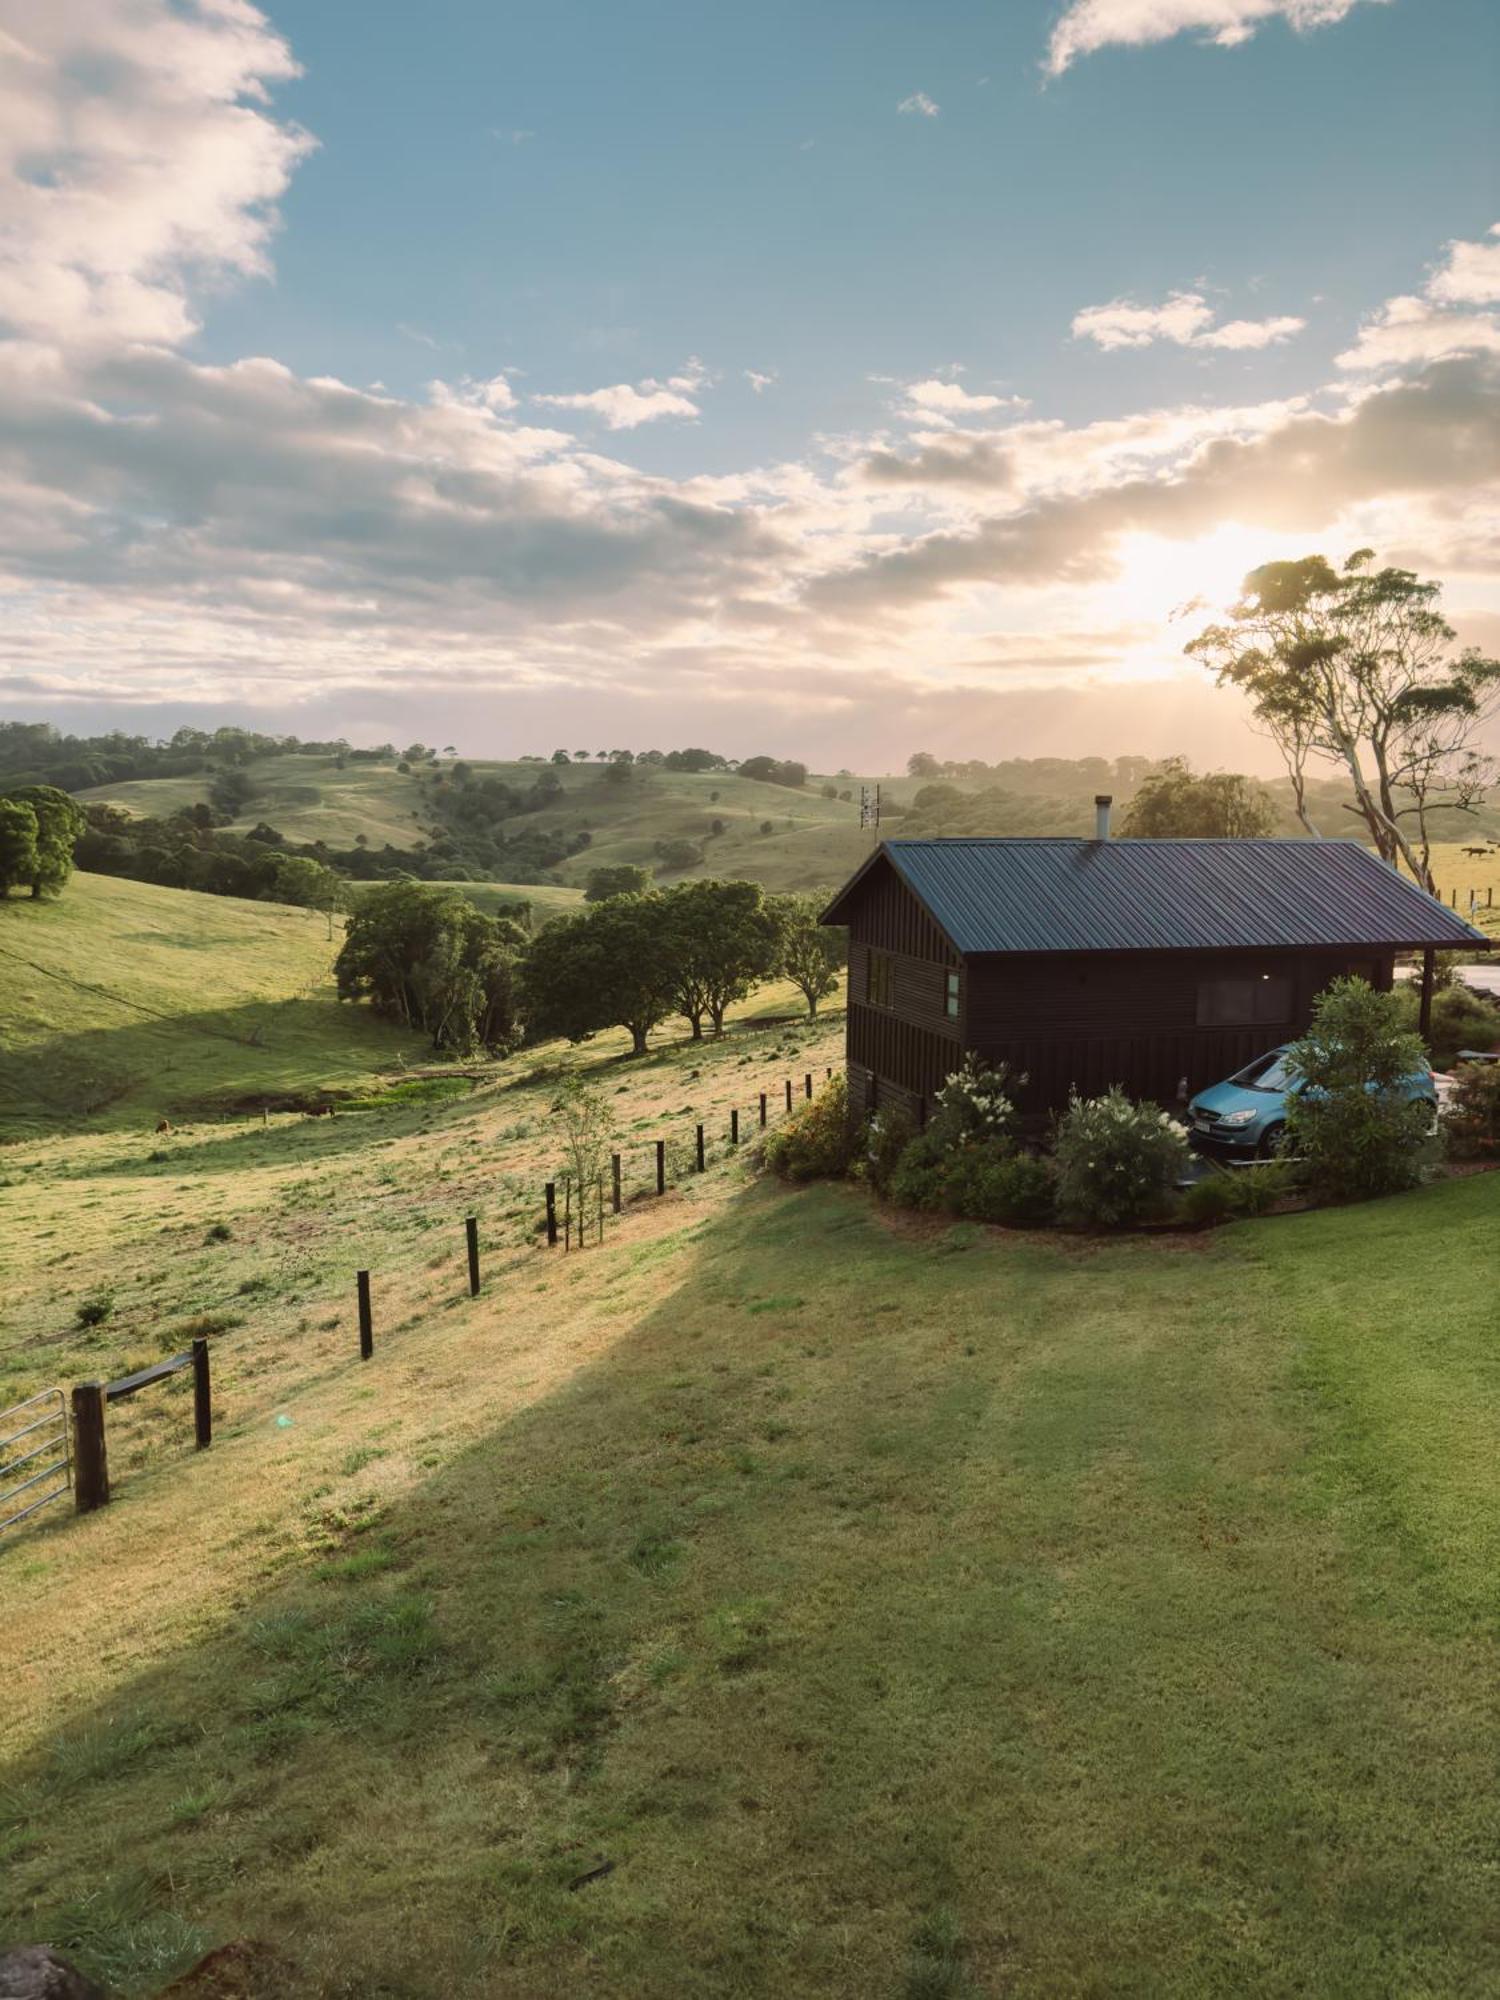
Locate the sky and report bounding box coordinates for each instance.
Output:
[0,0,1496,771]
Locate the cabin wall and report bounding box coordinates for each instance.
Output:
[842,861,961,1122]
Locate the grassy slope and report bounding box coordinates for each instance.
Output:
[0,873,429,1135]
[75,757,434,852]
[0,971,1495,1996]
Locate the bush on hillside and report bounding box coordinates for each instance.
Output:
[1284,978,1436,1202]
[1442,1061,1500,1160]
[1393,979,1500,1071]
[1053,1089,1190,1228]
[763,1074,854,1182]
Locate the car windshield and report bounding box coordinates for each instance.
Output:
[1230,1050,1301,1092]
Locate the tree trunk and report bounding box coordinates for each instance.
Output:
[710,1006,725,1035]
[687,1014,702,1040]
[630,1023,649,1056]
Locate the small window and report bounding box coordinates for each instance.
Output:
[944,969,960,1020]
[868,950,895,1009]
[1196,973,1292,1028]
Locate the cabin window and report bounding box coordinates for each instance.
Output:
[868,950,895,1009]
[1196,972,1293,1028]
[944,969,960,1020]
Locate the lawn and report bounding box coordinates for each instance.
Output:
[1,1029,1496,1997]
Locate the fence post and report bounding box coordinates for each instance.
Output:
[192,1338,212,1449]
[545,1181,558,1247]
[656,1139,666,1195]
[731,1108,740,1147]
[804,1073,813,1100]
[759,1092,767,1128]
[563,1178,572,1252]
[357,1270,373,1360]
[611,1153,622,1213]
[785,1078,793,1113]
[598,1177,605,1241]
[466,1216,480,1296]
[696,1123,705,1172]
[72,1383,108,1512]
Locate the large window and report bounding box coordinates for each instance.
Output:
[944,969,960,1020]
[868,950,895,1009]
[1196,972,1293,1028]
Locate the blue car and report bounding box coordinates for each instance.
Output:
[1188,1045,1438,1159]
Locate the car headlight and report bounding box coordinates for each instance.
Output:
[1220,1108,1257,1128]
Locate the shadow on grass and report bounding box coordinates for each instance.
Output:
[3,1176,1497,1999]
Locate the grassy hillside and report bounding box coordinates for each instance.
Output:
[76,756,433,852]
[366,879,586,925]
[0,873,428,1137]
[0,1006,1494,1996]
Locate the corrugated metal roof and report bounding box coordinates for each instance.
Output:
[823,838,1491,955]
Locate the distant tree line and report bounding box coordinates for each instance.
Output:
[336,877,844,1056]
[0,720,410,796]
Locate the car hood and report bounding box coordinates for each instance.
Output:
[1190,1079,1275,1119]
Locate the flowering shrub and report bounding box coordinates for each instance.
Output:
[1441,1060,1500,1161]
[929,1055,1021,1148]
[864,1104,918,1193]
[1053,1088,1190,1227]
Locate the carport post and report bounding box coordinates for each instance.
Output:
[1418,947,1435,1044]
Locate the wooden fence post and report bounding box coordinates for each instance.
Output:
[545,1182,558,1247]
[696,1123,705,1172]
[656,1139,666,1195]
[192,1338,212,1449]
[611,1153,622,1213]
[731,1108,740,1147]
[759,1092,767,1128]
[466,1216,480,1296]
[785,1078,793,1113]
[72,1383,108,1513]
[563,1178,572,1252]
[598,1177,605,1241]
[357,1270,373,1360]
[804,1073,813,1100]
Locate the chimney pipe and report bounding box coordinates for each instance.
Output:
[1094,794,1113,841]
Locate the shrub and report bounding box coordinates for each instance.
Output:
[864,1104,918,1193]
[763,1074,854,1182]
[1176,1171,1238,1229]
[885,1128,951,1210]
[75,1293,114,1329]
[1285,978,1436,1202]
[1443,1060,1500,1160]
[927,1054,1020,1149]
[1393,979,1500,1070]
[950,1146,1056,1226]
[1053,1088,1190,1227]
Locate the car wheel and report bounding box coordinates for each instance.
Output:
[1257,1123,1287,1160]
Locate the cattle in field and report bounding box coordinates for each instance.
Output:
[154,1118,172,1135]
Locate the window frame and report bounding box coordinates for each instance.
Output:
[1195,970,1294,1030]
[944,967,960,1021]
[867,949,895,1010]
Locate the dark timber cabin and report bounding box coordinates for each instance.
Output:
[821,797,1493,1125]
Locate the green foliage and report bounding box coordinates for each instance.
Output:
[552,1076,618,1195]
[271,853,344,917]
[767,891,845,1017]
[953,1148,1057,1225]
[520,893,677,1056]
[335,880,523,1055]
[1121,757,1275,839]
[763,1073,853,1181]
[1053,1089,1191,1227]
[0,796,40,896]
[663,878,779,1036]
[738,755,807,788]
[885,1127,951,1210]
[652,837,704,874]
[863,1103,918,1193]
[0,784,85,898]
[1440,1061,1500,1161]
[1175,1171,1239,1229]
[583,863,651,902]
[1285,978,1436,1201]
[74,1293,114,1329]
[927,1054,1020,1148]
[1392,978,1500,1070]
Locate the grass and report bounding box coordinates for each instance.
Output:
[1,879,1495,1996]
[0,872,430,1136]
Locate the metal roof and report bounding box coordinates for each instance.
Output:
[821,838,1492,955]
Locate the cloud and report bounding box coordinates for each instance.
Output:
[1336,295,1500,371]
[0,0,311,350]
[1072,290,1305,352]
[745,369,777,394]
[533,360,709,430]
[1046,0,1389,75]
[902,378,1012,417]
[1427,224,1500,305]
[897,92,941,117]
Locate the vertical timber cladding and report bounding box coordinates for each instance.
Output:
[845,857,962,1119]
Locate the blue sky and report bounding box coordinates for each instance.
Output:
[0,0,1496,766]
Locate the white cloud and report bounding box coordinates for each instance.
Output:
[1073,290,1305,351]
[533,359,709,430]
[1046,0,1389,75]
[897,92,941,117]
[1336,294,1500,371]
[0,0,311,350]
[1426,223,1500,306]
[745,369,777,394]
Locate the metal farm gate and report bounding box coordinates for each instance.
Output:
[0,1387,72,1540]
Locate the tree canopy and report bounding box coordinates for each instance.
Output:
[0,785,85,899]
[1120,759,1275,839]
[520,894,679,1056]
[767,892,845,1017]
[662,879,779,1037]
[334,881,524,1054]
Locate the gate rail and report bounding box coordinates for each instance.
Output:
[0,1387,71,1540]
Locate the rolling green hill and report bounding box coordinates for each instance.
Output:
[0,873,427,1136]
[75,755,434,852]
